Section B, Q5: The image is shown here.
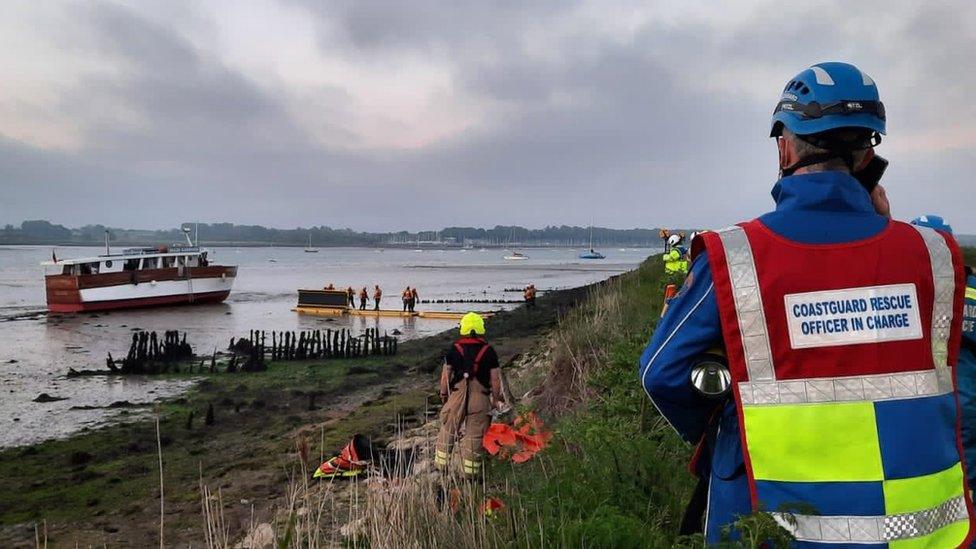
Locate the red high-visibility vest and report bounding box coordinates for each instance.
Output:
[696,219,974,547]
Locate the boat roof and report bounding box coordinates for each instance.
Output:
[41,246,206,266]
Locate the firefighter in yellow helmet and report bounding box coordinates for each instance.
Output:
[434,312,503,477]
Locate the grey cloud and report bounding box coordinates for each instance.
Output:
[1,0,974,232]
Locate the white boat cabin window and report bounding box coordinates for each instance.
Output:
[142,257,159,269]
[78,262,99,275]
[162,256,175,268]
[123,258,140,271]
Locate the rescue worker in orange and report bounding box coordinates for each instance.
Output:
[358,286,368,310]
[524,284,537,307]
[347,286,355,308]
[409,287,419,312]
[402,286,412,312]
[372,285,382,311]
[435,312,502,478]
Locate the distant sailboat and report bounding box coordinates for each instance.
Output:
[579,225,605,259]
[504,227,529,260]
[304,233,319,253]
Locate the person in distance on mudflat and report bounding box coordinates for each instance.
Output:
[639,62,974,546]
[402,286,412,312]
[373,284,382,311]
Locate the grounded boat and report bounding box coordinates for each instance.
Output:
[42,242,236,313]
[504,251,529,261]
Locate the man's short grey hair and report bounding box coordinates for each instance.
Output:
[783,128,871,173]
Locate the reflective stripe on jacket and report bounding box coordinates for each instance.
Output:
[700,219,973,547]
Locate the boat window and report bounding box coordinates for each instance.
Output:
[176,256,185,267]
[123,259,139,271]
[104,260,113,268]
[143,257,158,269]
[79,262,98,275]
[162,256,174,268]
[62,265,72,275]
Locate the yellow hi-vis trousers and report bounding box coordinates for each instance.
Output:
[434,377,491,477]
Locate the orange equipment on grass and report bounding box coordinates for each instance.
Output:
[313,434,372,479]
[482,411,552,464]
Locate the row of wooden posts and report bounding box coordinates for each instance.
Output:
[99,327,398,377]
[107,330,194,374]
[229,328,398,362]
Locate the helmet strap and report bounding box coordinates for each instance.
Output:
[780,152,840,178]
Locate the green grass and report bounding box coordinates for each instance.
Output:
[0,355,427,527]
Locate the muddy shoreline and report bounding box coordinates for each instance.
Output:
[0,280,600,546]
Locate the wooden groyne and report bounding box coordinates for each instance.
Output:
[232,328,398,361]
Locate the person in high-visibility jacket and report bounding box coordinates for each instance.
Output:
[640,62,975,546]
[912,215,976,495]
[435,313,502,478]
[663,234,689,274]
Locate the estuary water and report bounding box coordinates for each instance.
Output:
[0,245,651,447]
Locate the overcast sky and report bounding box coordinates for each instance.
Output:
[1,1,974,232]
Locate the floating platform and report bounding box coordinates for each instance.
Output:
[292,306,491,321]
[294,290,494,321]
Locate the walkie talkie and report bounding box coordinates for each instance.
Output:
[855,155,888,194]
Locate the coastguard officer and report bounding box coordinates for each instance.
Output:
[911,215,976,496]
[640,62,974,546]
[663,234,689,275]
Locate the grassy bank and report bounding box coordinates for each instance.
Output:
[0,282,588,546]
[0,355,430,545]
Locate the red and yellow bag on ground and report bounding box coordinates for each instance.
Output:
[313,434,372,479]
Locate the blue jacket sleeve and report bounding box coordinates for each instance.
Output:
[639,254,725,443]
[959,275,976,490]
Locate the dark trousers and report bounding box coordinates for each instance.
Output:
[374,298,380,311]
[403,300,409,312]
[360,298,366,310]
[408,299,416,312]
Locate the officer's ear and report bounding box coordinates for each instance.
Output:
[777,136,791,171]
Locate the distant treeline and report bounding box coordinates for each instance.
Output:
[0,220,682,247]
[5,219,974,248]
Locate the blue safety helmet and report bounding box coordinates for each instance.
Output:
[910,215,954,235]
[771,62,886,138]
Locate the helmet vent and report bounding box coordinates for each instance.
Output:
[800,85,810,95]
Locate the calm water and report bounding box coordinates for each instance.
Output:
[0,245,651,447]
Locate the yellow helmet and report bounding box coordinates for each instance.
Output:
[459,312,486,336]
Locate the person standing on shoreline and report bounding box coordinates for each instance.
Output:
[373,285,382,311]
[358,286,368,310]
[639,62,974,545]
[409,287,419,313]
[435,312,502,478]
[347,286,356,308]
[402,286,412,312]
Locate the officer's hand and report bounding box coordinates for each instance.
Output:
[870,184,891,218]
